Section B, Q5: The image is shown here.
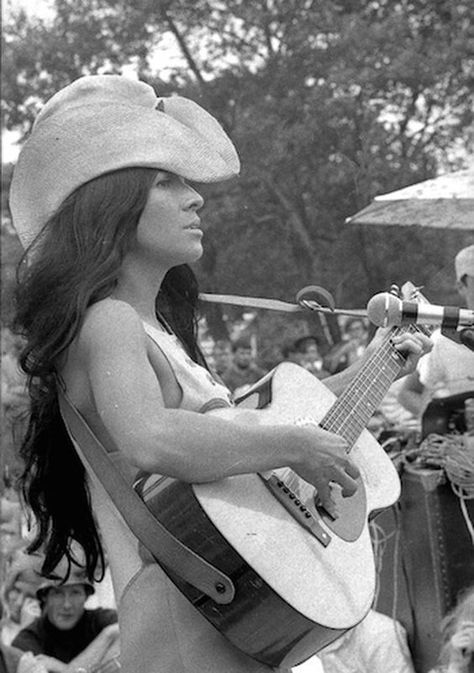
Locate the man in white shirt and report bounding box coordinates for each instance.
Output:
[398,244,474,417]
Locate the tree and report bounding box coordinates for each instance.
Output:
[2,0,473,348]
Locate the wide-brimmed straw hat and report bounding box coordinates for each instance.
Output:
[9,74,240,249]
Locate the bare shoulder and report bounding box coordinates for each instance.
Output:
[79,298,147,356]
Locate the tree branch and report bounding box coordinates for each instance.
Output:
[161,7,207,96]
[261,173,316,273]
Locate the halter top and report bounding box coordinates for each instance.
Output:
[69,321,281,672]
[141,321,233,413]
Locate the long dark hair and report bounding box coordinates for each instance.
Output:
[13,167,206,580]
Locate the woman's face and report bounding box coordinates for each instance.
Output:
[132,170,205,267]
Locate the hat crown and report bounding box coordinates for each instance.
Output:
[34,75,156,130]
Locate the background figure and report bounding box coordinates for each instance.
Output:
[292,336,330,380]
[280,340,305,366]
[210,339,233,379]
[317,609,416,673]
[1,477,24,560]
[324,317,369,375]
[1,329,28,412]
[428,585,474,673]
[1,553,42,647]
[220,337,267,396]
[1,328,29,478]
[398,244,474,419]
[12,544,119,673]
[373,377,421,437]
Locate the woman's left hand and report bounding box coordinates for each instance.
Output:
[367,328,432,377]
[391,331,432,376]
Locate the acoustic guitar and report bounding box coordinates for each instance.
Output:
[134,287,423,669]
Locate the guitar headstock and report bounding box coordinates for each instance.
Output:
[399,281,430,305]
[382,282,432,337]
[381,281,429,302]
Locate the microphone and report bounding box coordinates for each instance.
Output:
[366,293,474,329]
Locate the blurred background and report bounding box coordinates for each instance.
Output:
[2,0,474,469]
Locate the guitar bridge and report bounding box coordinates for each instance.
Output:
[261,474,331,547]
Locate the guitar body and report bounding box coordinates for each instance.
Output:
[134,363,401,668]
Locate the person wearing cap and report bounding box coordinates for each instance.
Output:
[9,74,430,673]
[398,244,474,417]
[220,337,267,395]
[11,546,118,673]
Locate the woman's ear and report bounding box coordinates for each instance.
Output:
[456,277,467,298]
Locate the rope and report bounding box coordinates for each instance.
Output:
[412,432,474,544]
[199,291,368,317]
[370,510,413,660]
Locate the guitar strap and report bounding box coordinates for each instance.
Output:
[57,388,235,605]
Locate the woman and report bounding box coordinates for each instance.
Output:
[9,75,431,673]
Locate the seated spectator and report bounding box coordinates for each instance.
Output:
[220,337,266,397]
[293,336,330,380]
[281,340,305,366]
[324,317,369,374]
[428,585,474,673]
[12,543,119,673]
[1,552,42,647]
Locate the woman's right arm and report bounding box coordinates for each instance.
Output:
[78,300,359,514]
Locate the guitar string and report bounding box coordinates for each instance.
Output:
[321,328,410,446]
[278,324,421,498]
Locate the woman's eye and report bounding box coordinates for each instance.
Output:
[155,178,171,188]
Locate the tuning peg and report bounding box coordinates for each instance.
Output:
[389,284,400,297]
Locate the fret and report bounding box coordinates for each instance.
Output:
[320,326,413,449]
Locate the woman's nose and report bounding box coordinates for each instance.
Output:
[185,185,204,211]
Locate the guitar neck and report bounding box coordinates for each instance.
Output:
[321,324,418,448]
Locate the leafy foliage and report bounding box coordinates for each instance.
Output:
[2,0,473,349]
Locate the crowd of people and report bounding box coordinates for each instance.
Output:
[2,226,473,673]
[0,70,472,673]
[209,319,370,397]
[1,478,119,673]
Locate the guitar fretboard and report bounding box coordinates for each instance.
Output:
[320,325,417,449]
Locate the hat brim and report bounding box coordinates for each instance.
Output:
[10,91,240,249]
[37,581,95,601]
